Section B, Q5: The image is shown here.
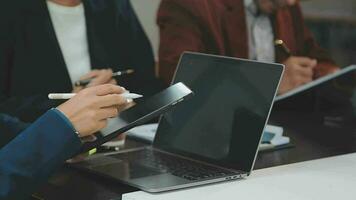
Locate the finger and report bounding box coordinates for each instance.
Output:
[72,86,84,93]
[80,70,100,80]
[117,105,127,113]
[298,76,313,85]
[88,69,113,87]
[97,94,128,108]
[295,57,317,68]
[293,73,313,86]
[95,84,126,96]
[97,119,108,130]
[96,107,119,120]
[296,66,314,78]
[109,79,117,85]
[81,135,98,142]
[117,101,135,112]
[304,77,313,84]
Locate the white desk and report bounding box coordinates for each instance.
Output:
[123,153,356,200]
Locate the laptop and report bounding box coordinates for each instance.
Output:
[74,52,284,192]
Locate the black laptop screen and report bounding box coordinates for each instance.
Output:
[154,53,283,173]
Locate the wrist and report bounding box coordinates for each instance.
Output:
[52,108,82,138]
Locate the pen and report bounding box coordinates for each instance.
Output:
[48,92,143,100]
[74,69,135,87]
[89,148,97,155]
[97,146,120,153]
[274,39,292,57]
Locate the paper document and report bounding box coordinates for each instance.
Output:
[259,125,290,151]
[275,65,356,101]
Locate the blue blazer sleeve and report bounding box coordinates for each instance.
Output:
[0,114,30,148]
[0,110,81,200]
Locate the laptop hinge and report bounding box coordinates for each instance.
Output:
[152,147,247,174]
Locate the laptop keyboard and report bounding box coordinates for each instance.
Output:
[112,149,237,181]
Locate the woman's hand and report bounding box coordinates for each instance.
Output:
[72,69,117,93]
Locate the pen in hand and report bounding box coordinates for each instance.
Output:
[48,92,143,100]
[274,39,292,57]
[74,69,135,87]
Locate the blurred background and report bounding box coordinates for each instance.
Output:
[131,0,356,67]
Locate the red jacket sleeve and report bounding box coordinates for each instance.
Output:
[157,0,205,85]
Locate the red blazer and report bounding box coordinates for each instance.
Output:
[157,0,338,84]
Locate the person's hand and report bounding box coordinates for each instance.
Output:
[117,100,136,112]
[72,69,117,93]
[58,84,128,137]
[278,56,317,94]
[256,0,297,14]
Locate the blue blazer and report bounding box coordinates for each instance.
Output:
[0,0,163,122]
[0,110,81,200]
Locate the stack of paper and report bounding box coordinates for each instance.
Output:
[275,65,356,101]
[259,125,290,151]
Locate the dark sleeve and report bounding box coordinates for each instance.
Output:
[157,0,205,85]
[0,3,57,122]
[0,114,30,148]
[115,0,165,96]
[0,109,81,200]
[0,1,16,116]
[0,94,59,123]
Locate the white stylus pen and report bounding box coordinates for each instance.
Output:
[48,93,143,100]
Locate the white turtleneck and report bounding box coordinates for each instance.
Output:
[47,1,91,84]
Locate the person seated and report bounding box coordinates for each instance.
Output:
[0,0,162,122]
[157,0,339,94]
[0,84,128,200]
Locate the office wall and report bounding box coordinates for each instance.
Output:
[301,0,356,67]
[130,0,161,60]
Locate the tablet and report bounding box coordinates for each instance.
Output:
[80,82,193,153]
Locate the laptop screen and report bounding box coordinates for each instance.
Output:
[154,53,283,173]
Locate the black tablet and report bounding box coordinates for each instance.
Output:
[80,82,193,153]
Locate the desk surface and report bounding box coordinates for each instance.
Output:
[35,111,356,200]
[123,152,356,200]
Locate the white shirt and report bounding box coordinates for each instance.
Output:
[47,1,91,85]
[244,0,275,63]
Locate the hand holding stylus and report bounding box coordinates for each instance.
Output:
[57,84,129,137]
